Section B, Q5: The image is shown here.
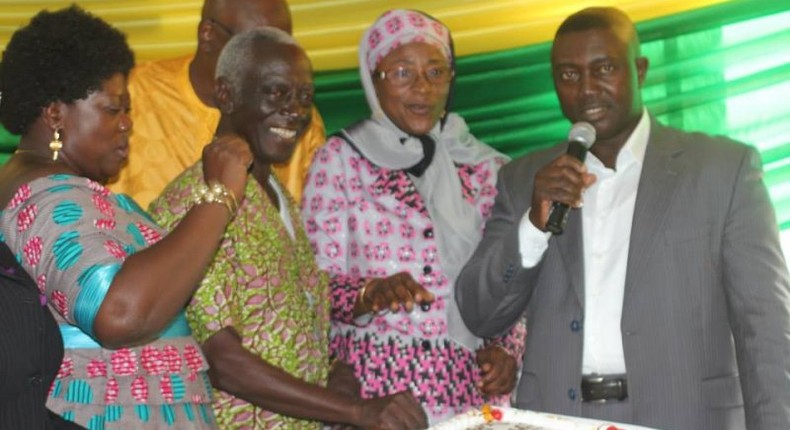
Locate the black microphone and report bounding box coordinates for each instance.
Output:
[545,122,596,235]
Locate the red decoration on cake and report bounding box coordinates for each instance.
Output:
[481,404,503,423]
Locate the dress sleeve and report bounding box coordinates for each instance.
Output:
[2,176,163,339]
[301,137,371,325]
[148,165,237,345]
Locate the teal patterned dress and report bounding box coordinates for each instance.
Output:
[0,175,217,430]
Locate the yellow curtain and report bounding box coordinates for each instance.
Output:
[0,0,732,71]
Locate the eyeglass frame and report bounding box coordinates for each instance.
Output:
[373,64,455,87]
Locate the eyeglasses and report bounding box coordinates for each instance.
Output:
[373,65,453,87]
[206,18,235,37]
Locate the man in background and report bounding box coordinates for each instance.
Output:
[109,0,324,206]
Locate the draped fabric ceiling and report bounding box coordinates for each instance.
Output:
[0,0,731,70]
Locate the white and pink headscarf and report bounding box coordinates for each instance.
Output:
[358,9,453,122]
[363,9,452,73]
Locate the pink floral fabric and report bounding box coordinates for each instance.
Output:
[302,137,526,424]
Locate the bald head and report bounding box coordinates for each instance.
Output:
[555,7,640,57]
[202,0,292,35]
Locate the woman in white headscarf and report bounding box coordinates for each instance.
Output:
[302,9,526,424]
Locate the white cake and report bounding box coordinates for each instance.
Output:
[429,407,657,430]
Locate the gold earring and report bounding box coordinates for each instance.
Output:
[49,129,62,161]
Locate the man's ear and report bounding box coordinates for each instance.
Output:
[635,56,649,87]
[197,19,219,54]
[214,77,235,114]
[41,102,65,131]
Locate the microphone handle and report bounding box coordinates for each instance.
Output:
[545,201,570,235]
[544,140,589,235]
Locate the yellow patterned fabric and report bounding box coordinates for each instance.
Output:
[150,163,330,429]
[108,55,325,207]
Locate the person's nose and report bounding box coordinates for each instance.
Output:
[119,112,132,133]
[411,70,432,93]
[579,72,599,96]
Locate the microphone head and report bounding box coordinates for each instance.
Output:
[568,122,596,149]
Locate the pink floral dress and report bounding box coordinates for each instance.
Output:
[302,137,526,424]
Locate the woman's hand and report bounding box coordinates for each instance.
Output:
[476,345,518,396]
[201,133,253,203]
[355,272,434,315]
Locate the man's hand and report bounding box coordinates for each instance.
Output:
[327,360,361,399]
[326,360,361,429]
[355,390,428,430]
[529,154,596,230]
[476,345,518,395]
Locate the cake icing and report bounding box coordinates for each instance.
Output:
[429,407,658,430]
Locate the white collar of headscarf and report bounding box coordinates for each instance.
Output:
[343,10,510,351]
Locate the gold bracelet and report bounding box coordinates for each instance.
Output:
[329,357,341,372]
[358,280,373,309]
[192,181,238,218]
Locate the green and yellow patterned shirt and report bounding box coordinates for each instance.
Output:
[150,163,329,430]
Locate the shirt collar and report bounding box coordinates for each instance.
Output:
[587,108,650,172]
[622,107,650,168]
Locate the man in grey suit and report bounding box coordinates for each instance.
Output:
[456,6,790,430]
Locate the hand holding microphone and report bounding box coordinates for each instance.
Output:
[530,122,596,235]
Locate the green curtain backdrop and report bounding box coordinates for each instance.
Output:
[0,0,788,230]
[313,0,790,229]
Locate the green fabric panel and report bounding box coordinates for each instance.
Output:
[313,0,790,228]
[0,125,17,165]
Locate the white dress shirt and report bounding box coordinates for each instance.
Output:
[519,110,650,375]
[269,175,296,240]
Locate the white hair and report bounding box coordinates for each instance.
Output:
[215,27,299,99]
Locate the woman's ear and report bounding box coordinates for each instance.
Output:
[41,102,65,131]
[214,77,235,114]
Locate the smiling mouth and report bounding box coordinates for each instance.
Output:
[580,105,608,122]
[407,104,433,115]
[270,127,297,139]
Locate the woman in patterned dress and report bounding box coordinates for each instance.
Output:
[0,6,252,429]
[150,28,427,430]
[301,9,526,425]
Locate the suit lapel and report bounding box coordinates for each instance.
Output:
[556,205,585,309]
[624,121,684,305]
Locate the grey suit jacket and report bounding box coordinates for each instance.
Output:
[456,118,790,430]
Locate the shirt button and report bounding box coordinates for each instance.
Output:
[570,320,582,332]
[568,388,577,401]
[423,228,434,239]
[29,374,42,385]
[423,265,432,275]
